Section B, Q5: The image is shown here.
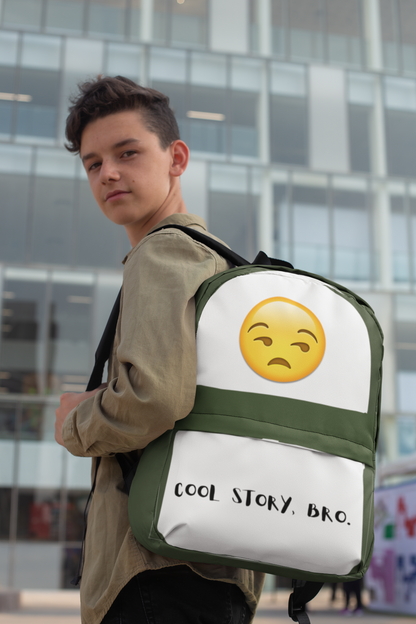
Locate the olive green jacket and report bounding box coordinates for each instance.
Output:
[62,213,265,624]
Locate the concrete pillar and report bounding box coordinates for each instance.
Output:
[257,0,272,57]
[140,0,153,43]
[363,0,383,71]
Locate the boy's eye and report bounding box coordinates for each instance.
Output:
[122,150,136,158]
[88,162,100,171]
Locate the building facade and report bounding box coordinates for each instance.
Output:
[0,0,415,589]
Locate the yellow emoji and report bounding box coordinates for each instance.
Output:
[239,297,325,382]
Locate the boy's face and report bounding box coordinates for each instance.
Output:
[80,110,188,245]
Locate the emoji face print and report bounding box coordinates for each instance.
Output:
[239,297,325,382]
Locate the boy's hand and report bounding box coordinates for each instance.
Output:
[55,384,107,447]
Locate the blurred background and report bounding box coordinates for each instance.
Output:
[0,0,415,593]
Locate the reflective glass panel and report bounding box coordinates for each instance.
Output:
[31,177,75,265]
[288,0,324,62]
[0,274,48,395]
[349,105,371,173]
[385,108,416,177]
[77,180,123,269]
[292,185,329,275]
[106,44,141,81]
[0,32,19,66]
[409,197,416,281]
[0,488,11,539]
[385,78,416,177]
[21,35,61,70]
[45,0,85,34]
[171,0,207,47]
[398,0,416,74]
[0,174,31,263]
[153,0,169,43]
[15,69,60,139]
[230,90,259,157]
[3,0,43,28]
[0,66,17,136]
[380,0,400,71]
[250,0,260,53]
[149,47,187,83]
[270,94,308,165]
[16,488,61,541]
[326,0,363,67]
[271,0,286,57]
[88,0,127,37]
[191,52,227,87]
[397,415,416,455]
[273,180,291,261]
[189,85,226,154]
[390,195,409,282]
[129,0,142,40]
[208,191,258,261]
[46,275,94,394]
[0,404,16,439]
[332,187,370,280]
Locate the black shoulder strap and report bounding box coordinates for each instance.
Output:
[289,580,324,623]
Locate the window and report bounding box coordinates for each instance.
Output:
[271,0,286,57]
[348,73,374,173]
[0,271,48,395]
[273,175,291,261]
[379,0,400,72]
[2,0,43,28]
[288,0,324,63]
[0,32,19,137]
[88,0,127,37]
[332,182,371,281]
[15,36,62,140]
[249,0,260,53]
[77,179,126,269]
[390,193,409,282]
[208,164,258,260]
[292,182,330,275]
[153,0,208,48]
[46,274,94,395]
[31,176,76,265]
[395,296,416,414]
[152,54,261,159]
[0,174,31,262]
[45,0,85,34]
[270,64,308,166]
[397,0,416,74]
[385,77,416,178]
[17,489,61,541]
[326,0,363,67]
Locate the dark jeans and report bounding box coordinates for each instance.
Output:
[101,565,249,624]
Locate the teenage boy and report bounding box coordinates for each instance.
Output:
[55,76,264,624]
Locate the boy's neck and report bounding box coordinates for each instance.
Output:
[125,180,187,247]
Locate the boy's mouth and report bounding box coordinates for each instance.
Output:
[105,190,130,201]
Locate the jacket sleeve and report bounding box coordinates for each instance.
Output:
[61,229,223,457]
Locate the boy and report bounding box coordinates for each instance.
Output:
[55,76,264,623]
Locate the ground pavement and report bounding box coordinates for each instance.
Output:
[0,587,415,623]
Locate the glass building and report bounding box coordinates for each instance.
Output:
[0,0,416,589]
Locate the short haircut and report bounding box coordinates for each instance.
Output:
[65,75,180,154]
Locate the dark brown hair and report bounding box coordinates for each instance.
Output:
[65,75,180,154]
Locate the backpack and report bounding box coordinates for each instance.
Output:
[83,225,383,623]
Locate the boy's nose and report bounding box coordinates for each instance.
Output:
[100,160,121,182]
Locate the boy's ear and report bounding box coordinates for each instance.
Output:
[169,140,189,177]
